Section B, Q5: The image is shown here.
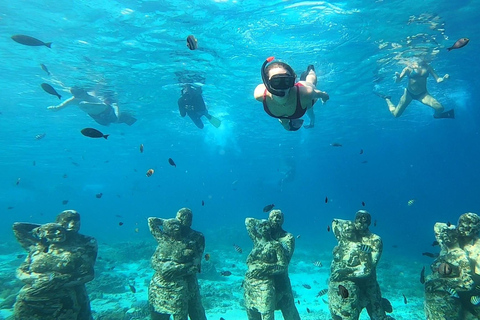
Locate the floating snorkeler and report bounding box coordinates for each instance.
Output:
[376,59,454,119]
[254,57,329,131]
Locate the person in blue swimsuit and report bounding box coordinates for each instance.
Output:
[254,57,329,131]
[378,59,454,119]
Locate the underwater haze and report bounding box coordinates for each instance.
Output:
[1,0,479,319]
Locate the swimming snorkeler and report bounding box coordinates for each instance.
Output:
[48,87,137,126]
[178,84,221,129]
[377,59,454,119]
[254,57,329,131]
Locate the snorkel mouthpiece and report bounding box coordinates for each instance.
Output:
[261,56,286,97]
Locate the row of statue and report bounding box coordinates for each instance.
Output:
[10,209,480,319]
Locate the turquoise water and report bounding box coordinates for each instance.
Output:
[1,0,479,318]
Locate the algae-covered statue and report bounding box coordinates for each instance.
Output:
[12,210,97,320]
[244,219,288,320]
[244,209,300,320]
[424,213,480,319]
[328,210,394,320]
[148,208,206,320]
[13,222,96,320]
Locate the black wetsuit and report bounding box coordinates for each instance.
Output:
[178,89,208,129]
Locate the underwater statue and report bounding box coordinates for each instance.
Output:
[148,208,206,320]
[13,222,96,320]
[328,210,394,320]
[244,219,288,320]
[244,210,300,320]
[12,210,97,320]
[424,214,480,319]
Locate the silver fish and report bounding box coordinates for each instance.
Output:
[40,64,50,75]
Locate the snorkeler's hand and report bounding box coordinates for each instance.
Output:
[321,92,329,103]
[437,74,449,83]
[394,72,401,83]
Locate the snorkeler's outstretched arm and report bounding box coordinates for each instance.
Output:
[47,97,76,111]
[427,65,449,83]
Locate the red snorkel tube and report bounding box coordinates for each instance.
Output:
[261,56,286,97]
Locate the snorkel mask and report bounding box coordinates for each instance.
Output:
[261,57,296,97]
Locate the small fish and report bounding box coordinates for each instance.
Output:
[447,37,469,51]
[362,201,365,206]
[62,200,69,205]
[186,34,198,50]
[32,161,36,166]
[233,244,243,254]
[35,133,46,140]
[16,254,26,259]
[438,262,453,275]
[432,240,439,246]
[128,284,136,293]
[146,169,154,177]
[331,142,342,147]
[302,284,312,289]
[263,204,275,212]
[325,196,328,203]
[16,178,21,185]
[373,220,377,227]
[471,296,480,306]
[382,297,393,313]
[63,174,68,178]
[447,221,452,227]
[202,200,205,206]
[317,289,328,297]
[407,199,415,206]
[338,285,349,298]
[220,271,232,276]
[402,293,408,304]
[327,225,330,232]
[11,35,52,48]
[81,128,109,139]
[139,144,144,153]
[7,206,14,210]
[204,253,210,261]
[95,193,103,199]
[422,252,437,258]
[359,149,364,154]
[361,160,368,164]
[360,244,373,253]
[41,83,61,99]
[168,158,176,167]
[420,266,425,284]
[119,222,124,226]
[134,228,139,233]
[40,64,50,75]
[296,235,301,239]
[220,318,226,320]
[313,261,323,267]
[446,288,459,298]
[306,307,311,313]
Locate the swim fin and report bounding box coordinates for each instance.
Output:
[300,65,315,81]
[206,114,221,128]
[434,109,455,119]
[119,112,137,126]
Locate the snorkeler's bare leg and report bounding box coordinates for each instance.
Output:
[386,88,412,118]
[305,69,317,87]
[420,94,444,116]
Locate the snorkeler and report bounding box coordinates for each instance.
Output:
[377,59,453,119]
[254,57,329,131]
[48,87,137,126]
[178,84,221,129]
